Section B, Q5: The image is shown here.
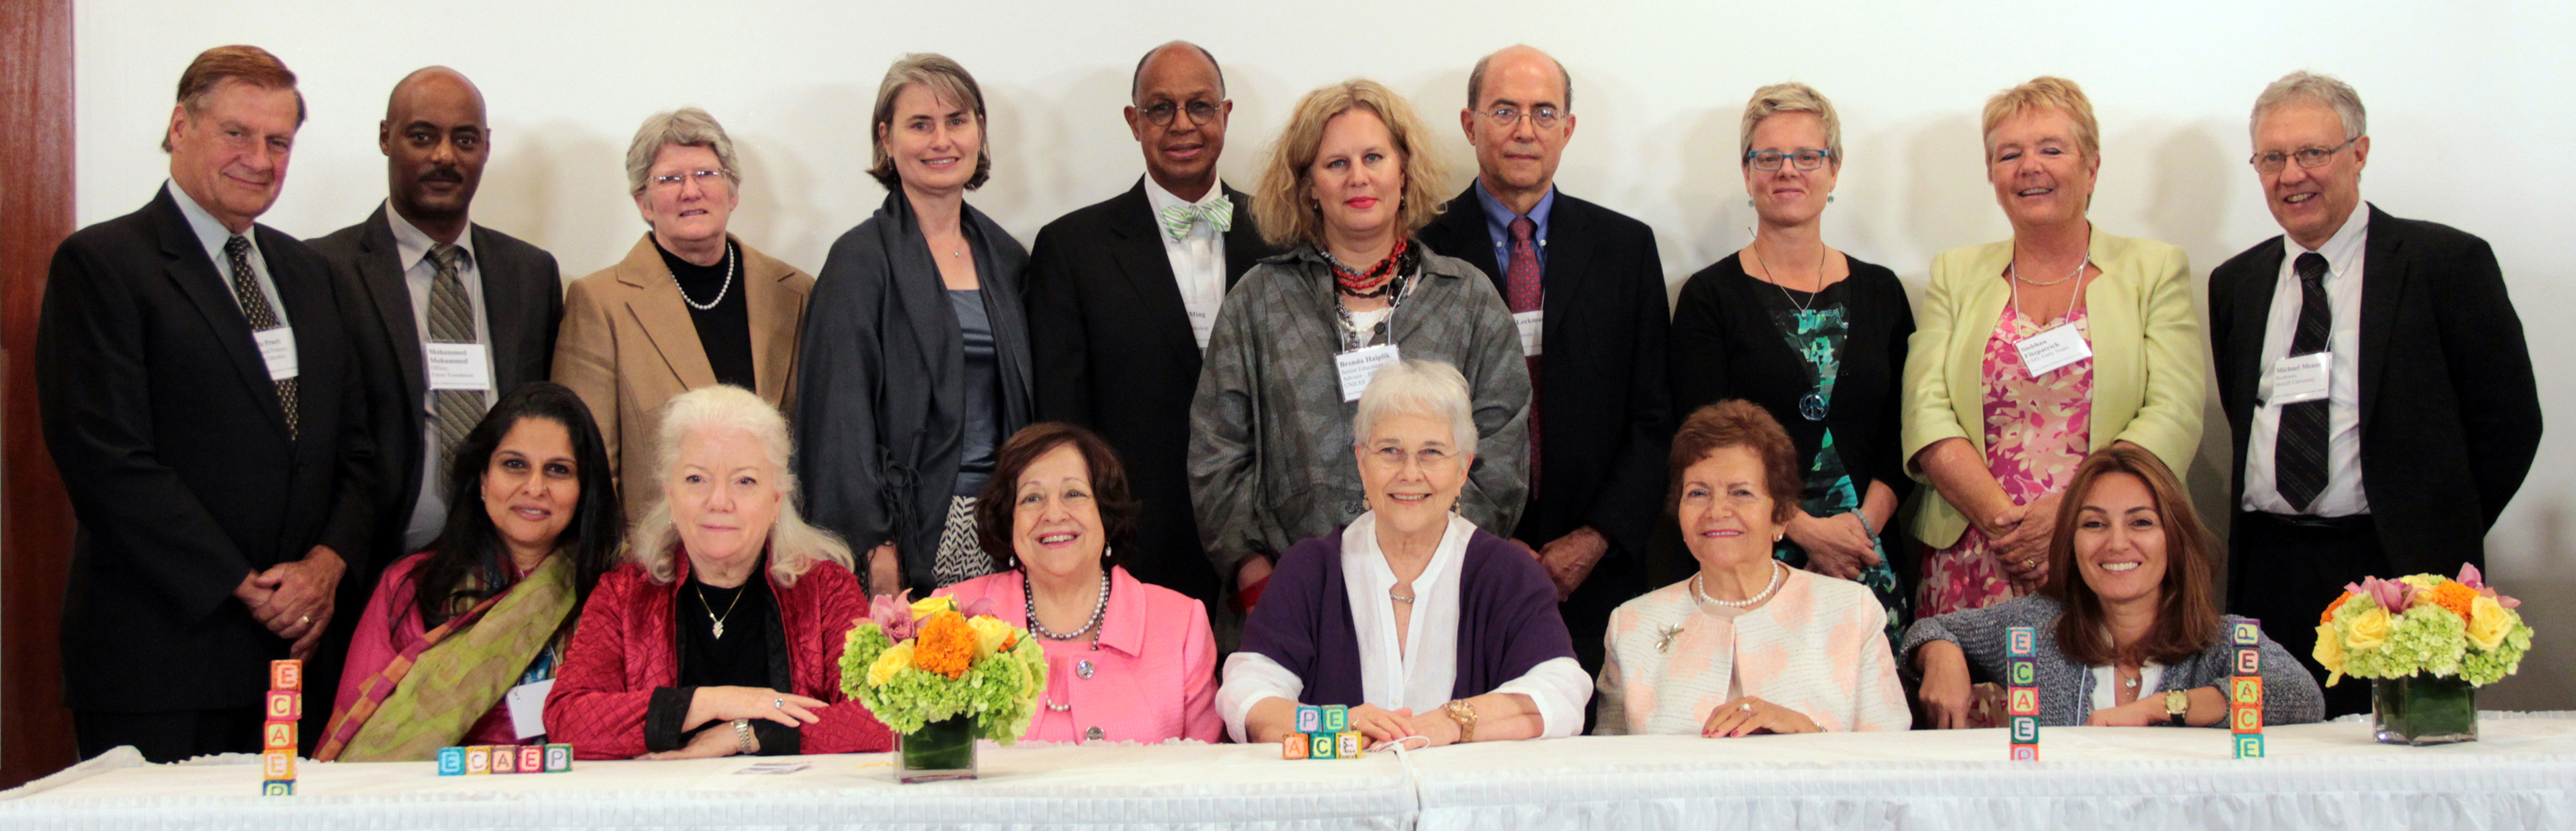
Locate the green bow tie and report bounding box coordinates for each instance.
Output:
[1159,195,1234,241]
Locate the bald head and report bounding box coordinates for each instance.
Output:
[380,66,490,241]
[1468,45,1571,112]
[1132,40,1224,102]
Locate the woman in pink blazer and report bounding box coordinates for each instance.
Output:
[937,423,1220,743]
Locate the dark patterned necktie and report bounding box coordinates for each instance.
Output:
[427,244,484,473]
[2274,252,2333,511]
[1507,217,1543,493]
[225,235,297,439]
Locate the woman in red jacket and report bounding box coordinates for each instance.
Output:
[546,385,891,758]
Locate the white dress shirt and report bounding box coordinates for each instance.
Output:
[167,180,292,337]
[2241,205,2370,516]
[387,203,498,551]
[2088,662,2165,714]
[1218,513,1591,742]
[1141,176,1231,351]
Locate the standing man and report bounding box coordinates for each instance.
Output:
[2210,71,2540,716]
[38,46,375,761]
[1026,41,1277,620]
[307,66,562,744]
[1417,45,1671,683]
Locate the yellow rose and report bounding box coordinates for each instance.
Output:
[910,596,955,620]
[2312,622,2345,673]
[867,643,915,687]
[967,616,1014,659]
[2467,596,2514,652]
[2398,574,2443,592]
[2345,607,2390,651]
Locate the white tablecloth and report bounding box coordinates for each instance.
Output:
[5,716,2571,830]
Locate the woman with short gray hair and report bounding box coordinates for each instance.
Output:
[556,107,817,521]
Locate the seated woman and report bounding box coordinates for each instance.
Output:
[546,385,891,758]
[1904,445,2323,728]
[321,383,625,760]
[1595,401,1908,737]
[1218,359,1585,748]
[939,423,1220,743]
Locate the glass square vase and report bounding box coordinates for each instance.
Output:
[896,715,979,783]
[2371,674,2479,746]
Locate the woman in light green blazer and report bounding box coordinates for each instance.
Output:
[1902,77,2205,622]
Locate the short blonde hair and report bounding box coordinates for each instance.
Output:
[2251,70,2366,143]
[1352,359,1477,452]
[1982,76,2099,161]
[1739,82,1843,166]
[624,107,741,195]
[1253,80,1450,250]
[629,385,853,587]
[869,53,991,191]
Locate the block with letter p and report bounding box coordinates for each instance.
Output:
[2231,620,2262,646]
[543,744,573,773]
[2006,626,2035,657]
[261,779,294,797]
[2009,743,2038,761]
[2235,647,2262,676]
[437,747,465,776]
[1281,733,1309,759]
[2009,715,2039,743]
[262,749,295,780]
[2233,732,2265,759]
[264,690,300,721]
[2232,704,2264,734]
[2008,686,2039,716]
[1294,705,1323,734]
[2232,677,2265,707]
[270,659,302,691]
[2008,658,2036,687]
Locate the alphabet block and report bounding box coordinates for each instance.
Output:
[264,690,300,720]
[2231,620,2261,646]
[1294,705,1322,734]
[2232,704,2264,734]
[2009,743,2038,761]
[1336,731,1363,759]
[2235,647,2262,675]
[270,659,303,692]
[437,746,465,776]
[2232,677,2265,706]
[543,744,574,773]
[517,746,545,774]
[261,779,294,797]
[1309,732,1336,759]
[262,720,295,751]
[1281,733,1309,759]
[1322,704,1350,733]
[262,749,295,780]
[2233,732,2265,759]
[2008,659,2036,687]
[464,746,492,774]
[490,746,517,773]
[2008,686,2039,716]
[2009,715,2039,743]
[2006,626,2035,657]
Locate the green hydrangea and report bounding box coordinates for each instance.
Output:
[2459,608,2536,687]
[2387,604,2467,679]
[837,622,1049,743]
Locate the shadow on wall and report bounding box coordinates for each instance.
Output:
[752,83,873,266]
[2132,119,2242,581]
[1900,113,2002,259]
[2477,498,2573,712]
[475,119,621,283]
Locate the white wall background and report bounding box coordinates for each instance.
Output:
[76,0,2573,707]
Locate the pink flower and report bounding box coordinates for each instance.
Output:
[2452,563,2522,609]
[869,590,921,641]
[957,596,996,620]
[2346,576,2410,615]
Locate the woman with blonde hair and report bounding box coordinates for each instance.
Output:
[546,385,890,758]
[1190,80,1530,616]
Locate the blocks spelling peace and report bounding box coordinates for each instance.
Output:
[441,744,574,775]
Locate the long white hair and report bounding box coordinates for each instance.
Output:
[627,385,853,586]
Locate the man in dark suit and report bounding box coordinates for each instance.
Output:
[37,46,375,761]
[2210,72,2540,716]
[1417,45,1671,681]
[306,66,561,743]
[1027,42,1278,624]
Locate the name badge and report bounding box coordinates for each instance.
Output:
[2015,323,2091,377]
[1187,307,1218,353]
[426,343,495,391]
[253,327,299,381]
[1513,310,1543,357]
[2269,352,2332,405]
[1335,344,1401,402]
[504,679,555,740]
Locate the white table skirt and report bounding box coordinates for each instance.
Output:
[5,715,2571,830]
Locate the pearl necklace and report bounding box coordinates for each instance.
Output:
[1691,561,1787,608]
[1024,568,1111,643]
[674,241,737,311]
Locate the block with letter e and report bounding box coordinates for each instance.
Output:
[2009,715,2039,743]
[2008,687,2039,716]
[2234,732,2265,759]
[437,747,465,776]
[1321,704,1349,733]
[2235,647,2262,675]
[262,749,295,780]
[1336,731,1363,759]
[270,659,302,691]
[517,746,545,774]
[2006,626,2035,657]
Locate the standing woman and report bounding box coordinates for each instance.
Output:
[1669,83,1913,639]
[1903,77,2204,624]
[798,54,1034,597]
[555,108,816,522]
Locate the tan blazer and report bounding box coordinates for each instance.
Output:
[1900,227,2207,549]
[553,233,814,520]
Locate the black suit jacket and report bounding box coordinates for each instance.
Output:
[1026,179,1276,604]
[1417,186,1672,567]
[2210,205,2541,588]
[36,186,377,712]
[309,204,563,567]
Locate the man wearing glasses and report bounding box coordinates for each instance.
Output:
[2208,71,2539,717]
[1418,44,1671,698]
[1026,41,1278,636]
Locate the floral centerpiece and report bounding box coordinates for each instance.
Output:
[839,594,1047,781]
[2313,563,2534,745]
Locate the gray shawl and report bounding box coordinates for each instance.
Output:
[1899,594,2324,727]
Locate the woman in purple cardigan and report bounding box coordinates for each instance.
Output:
[1218,359,1587,748]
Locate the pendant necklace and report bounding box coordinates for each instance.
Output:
[696,579,747,639]
[1749,238,1833,421]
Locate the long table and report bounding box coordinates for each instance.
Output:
[6,715,2571,830]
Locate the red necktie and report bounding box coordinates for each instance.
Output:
[1507,217,1542,493]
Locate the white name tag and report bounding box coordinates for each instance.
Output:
[2015,323,2092,377]
[426,343,495,391]
[253,327,299,381]
[505,679,555,740]
[1513,309,1544,357]
[1187,307,1218,353]
[2269,351,2332,405]
[1336,344,1401,403]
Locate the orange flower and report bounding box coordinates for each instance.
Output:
[912,610,977,679]
[2426,581,2479,620]
[2320,591,2355,625]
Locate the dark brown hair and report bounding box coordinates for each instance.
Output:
[2045,445,2220,667]
[973,423,1138,572]
[164,45,306,152]
[1666,400,1801,524]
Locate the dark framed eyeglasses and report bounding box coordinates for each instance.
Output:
[1745,149,1833,171]
[2249,137,2358,173]
[1141,100,1222,127]
[1481,105,1563,130]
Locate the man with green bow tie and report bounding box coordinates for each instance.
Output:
[1026,41,1280,642]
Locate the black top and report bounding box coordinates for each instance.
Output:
[643,558,799,755]
[657,239,757,390]
[1670,252,1915,508]
[949,288,1001,498]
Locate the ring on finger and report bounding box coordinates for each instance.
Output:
[774,698,785,710]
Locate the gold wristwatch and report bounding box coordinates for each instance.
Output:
[1442,699,1479,744]
[2163,690,2190,726]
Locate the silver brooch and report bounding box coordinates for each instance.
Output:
[1654,624,1684,653]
